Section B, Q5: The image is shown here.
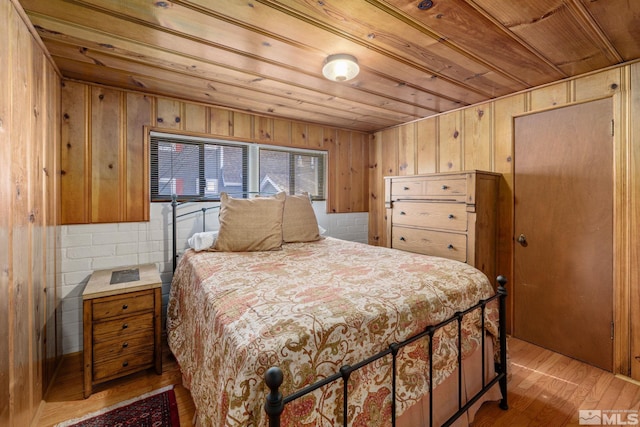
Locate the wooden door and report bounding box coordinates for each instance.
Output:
[514,98,613,371]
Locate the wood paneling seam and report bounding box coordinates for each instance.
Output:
[84,84,91,222]
[566,0,623,63]
[120,92,126,220]
[463,0,566,77]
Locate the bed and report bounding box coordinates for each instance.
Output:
[166,192,508,426]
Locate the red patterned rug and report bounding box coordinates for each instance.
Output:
[55,385,180,427]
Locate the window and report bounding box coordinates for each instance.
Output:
[150,135,248,201]
[150,133,326,201]
[259,148,325,198]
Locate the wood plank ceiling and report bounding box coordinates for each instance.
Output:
[20,0,640,132]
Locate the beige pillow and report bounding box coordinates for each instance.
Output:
[282,193,321,243]
[213,192,285,252]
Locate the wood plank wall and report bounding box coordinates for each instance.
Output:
[60,82,370,224]
[1,1,61,426]
[368,61,640,382]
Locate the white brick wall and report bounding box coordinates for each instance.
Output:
[60,201,368,354]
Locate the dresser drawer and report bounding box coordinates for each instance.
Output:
[392,226,467,262]
[93,332,154,363]
[390,176,467,200]
[391,179,427,198]
[93,312,154,343]
[92,290,155,321]
[423,178,466,198]
[393,202,467,231]
[93,348,155,381]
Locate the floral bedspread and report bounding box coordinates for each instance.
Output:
[167,237,498,427]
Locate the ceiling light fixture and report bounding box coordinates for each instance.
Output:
[322,54,359,82]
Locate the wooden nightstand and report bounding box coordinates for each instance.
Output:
[82,264,163,398]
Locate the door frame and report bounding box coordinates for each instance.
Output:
[508,94,631,377]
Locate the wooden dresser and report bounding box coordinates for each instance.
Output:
[82,264,162,398]
[384,170,500,281]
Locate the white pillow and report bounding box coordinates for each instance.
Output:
[188,231,218,251]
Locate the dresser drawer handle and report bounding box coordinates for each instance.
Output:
[122,323,128,330]
[122,361,129,368]
[447,244,454,250]
[442,185,449,190]
[122,304,128,310]
[400,211,406,215]
[448,214,455,219]
[403,186,410,191]
[399,237,406,241]
[122,342,128,348]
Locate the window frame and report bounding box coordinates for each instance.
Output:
[150,132,327,202]
[257,145,326,201]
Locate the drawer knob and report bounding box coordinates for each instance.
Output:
[122,304,128,310]
[122,342,128,348]
[447,244,454,250]
[403,186,409,190]
[122,323,128,330]
[122,361,129,367]
[448,214,455,219]
[399,237,406,241]
[442,185,449,190]
[400,211,406,215]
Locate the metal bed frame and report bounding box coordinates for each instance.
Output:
[169,195,508,427]
[171,194,221,272]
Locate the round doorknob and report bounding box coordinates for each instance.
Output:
[517,234,528,247]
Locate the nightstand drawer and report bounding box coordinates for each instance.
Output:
[92,290,154,321]
[94,333,154,362]
[393,202,467,231]
[392,226,467,262]
[93,312,154,343]
[93,348,155,381]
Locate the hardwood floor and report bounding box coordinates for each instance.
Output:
[36,344,195,427]
[473,338,640,426]
[36,337,639,426]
